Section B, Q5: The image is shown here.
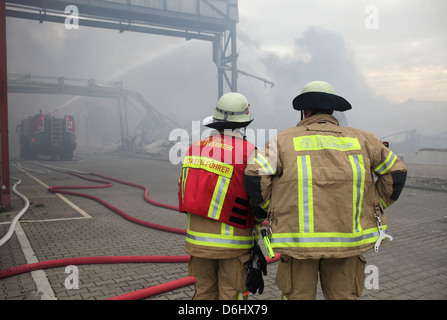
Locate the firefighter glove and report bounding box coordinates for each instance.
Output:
[245,243,267,294]
[246,265,264,294]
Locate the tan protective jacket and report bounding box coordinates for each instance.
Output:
[244,114,407,259]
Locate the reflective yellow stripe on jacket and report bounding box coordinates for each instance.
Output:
[297,155,314,233]
[254,154,275,175]
[186,213,254,249]
[349,154,365,233]
[183,156,233,220]
[374,151,397,175]
[208,175,231,221]
[181,167,189,202]
[270,227,385,248]
[271,153,378,249]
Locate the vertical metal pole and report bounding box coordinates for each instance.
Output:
[123,96,129,146]
[217,68,223,99]
[213,35,224,99]
[117,97,125,151]
[230,22,237,92]
[0,0,10,208]
[214,25,237,98]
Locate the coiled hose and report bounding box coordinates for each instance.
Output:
[48,172,186,235]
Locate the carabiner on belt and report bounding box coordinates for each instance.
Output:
[374,213,393,252]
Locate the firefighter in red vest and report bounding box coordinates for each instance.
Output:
[178,92,266,300]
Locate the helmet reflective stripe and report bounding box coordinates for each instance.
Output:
[215,106,250,121]
[214,92,251,123]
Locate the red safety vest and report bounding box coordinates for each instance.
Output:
[179,133,256,229]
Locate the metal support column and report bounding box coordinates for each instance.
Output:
[117,96,129,152]
[214,21,238,98]
[0,0,10,208]
[230,22,237,94]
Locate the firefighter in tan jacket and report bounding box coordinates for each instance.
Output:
[244,81,407,300]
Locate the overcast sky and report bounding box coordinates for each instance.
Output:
[5,0,447,155]
[238,0,447,104]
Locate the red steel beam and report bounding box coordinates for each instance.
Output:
[0,0,10,208]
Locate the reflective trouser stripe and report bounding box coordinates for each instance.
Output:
[270,226,387,248]
[374,151,397,175]
[349,155,365,233]
[297,155,313,233]
[207,176,230,220]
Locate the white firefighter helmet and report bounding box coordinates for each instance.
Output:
[203,92,253,130]
[292,80,351,112]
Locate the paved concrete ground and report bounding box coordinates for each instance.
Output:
[0,155,446,301]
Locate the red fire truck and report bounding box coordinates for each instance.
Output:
[18,112,77,160]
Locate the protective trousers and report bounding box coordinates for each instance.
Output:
[188,254,251,300]
[275,254,366,300]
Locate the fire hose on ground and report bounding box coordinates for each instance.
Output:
[0,178,30,247]
[0,167,279,300]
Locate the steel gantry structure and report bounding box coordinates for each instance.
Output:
[5,0,273,95]
[1,0,274,207]
[5,0,244,95]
